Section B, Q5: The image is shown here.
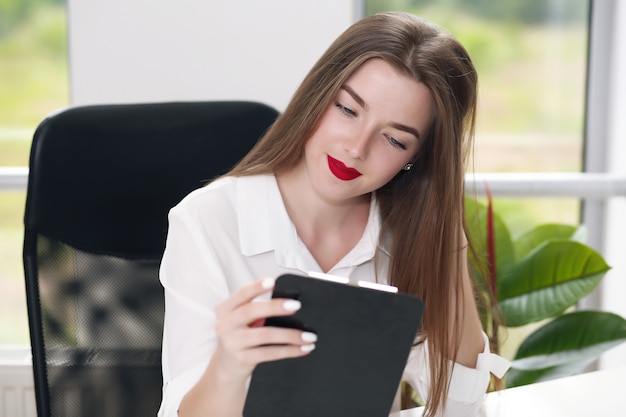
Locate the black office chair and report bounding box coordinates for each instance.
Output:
[23,101,279,417]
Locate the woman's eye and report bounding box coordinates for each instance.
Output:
[335,103,356,117]
[385,135,407,150]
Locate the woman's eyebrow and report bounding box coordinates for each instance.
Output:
[391,122,421,140]
[341,85,367,110]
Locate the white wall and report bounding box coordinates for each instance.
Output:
[67,0,356,111]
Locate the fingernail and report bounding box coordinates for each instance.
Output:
[300,344,316,352]
[301,332,317,343]
[261,277,275,290]
[283,300,301,311]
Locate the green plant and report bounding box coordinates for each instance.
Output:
[465,195,626,388]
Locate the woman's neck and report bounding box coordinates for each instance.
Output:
[275,166,371,272]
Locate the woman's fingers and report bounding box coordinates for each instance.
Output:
[240,326,317,350]
[215,297,310,349]
[212,331,315,378]
[232,298,301,328]
[213,312,317,374]
[241,341,316,366]
[215,277,275,318]
[212,277,317,376]
[226,327,316,368]
[216,277,303,331]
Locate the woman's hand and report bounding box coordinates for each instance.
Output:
[211,277,317,381]
[178,277,316,417]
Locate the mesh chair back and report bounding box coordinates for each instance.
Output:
[23,101,279,417]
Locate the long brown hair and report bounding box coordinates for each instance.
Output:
[229,12,478,416]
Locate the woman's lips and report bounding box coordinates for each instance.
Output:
[327,155,362,181]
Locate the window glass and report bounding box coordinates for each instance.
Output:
[0,0,69,345]
[365,0,590,361]
[364,0,590,235]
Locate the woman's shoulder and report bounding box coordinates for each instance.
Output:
[171,174,276,217]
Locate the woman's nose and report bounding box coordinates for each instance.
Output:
[344,128,372,160]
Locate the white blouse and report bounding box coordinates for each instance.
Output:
[158,174,509,417]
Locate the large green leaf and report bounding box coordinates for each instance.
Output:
[505,358,594,388]
[512,311,626,366]
[506,311,626,387]
[498,241,610,326]
[513,224,582,261]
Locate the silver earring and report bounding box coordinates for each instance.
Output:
[403,163,413,171]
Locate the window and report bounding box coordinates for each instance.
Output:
[364,0,591,360]
[0,0,69,345]
[364,0,590,235]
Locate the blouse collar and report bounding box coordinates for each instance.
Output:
[235,174,388,273]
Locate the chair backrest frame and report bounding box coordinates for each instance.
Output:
[23,101,279,417]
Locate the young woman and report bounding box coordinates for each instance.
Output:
[158,12,509,417]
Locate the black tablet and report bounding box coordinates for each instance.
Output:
[243,273,424,417]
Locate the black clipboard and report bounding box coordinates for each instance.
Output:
[243,273,424,417]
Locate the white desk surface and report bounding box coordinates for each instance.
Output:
[392,366,626,417]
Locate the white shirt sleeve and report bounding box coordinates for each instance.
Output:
[402,332,510,417]
[157,201,231,417]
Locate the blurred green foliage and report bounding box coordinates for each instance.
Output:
[0,4,68,126]
[366,0,589,25]
[1,2,68,345]
[0,0,64,36]
[366,0,589,136]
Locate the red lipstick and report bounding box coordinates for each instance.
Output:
[327,155,362,181]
